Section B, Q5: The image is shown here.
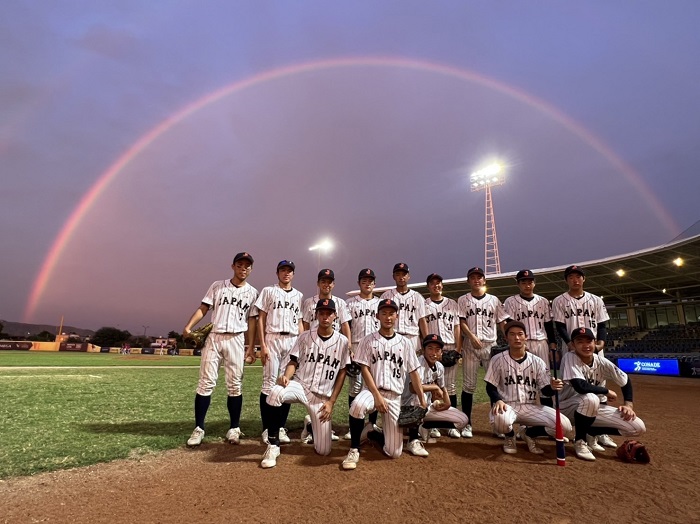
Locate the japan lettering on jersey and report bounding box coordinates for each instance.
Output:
[302,294,352,331]
[354,332,420,394]
[503,294,552,341]
[484,351,550,404]
[254,284,304,334]
[379,289,427,335]
[202,280,259,334]
[347,295,380,342]
[558,351,629,402]
[552,292,610,338]
[289,330,351,397]
[424,297,460,344]
[458,293,508,342]
[401,356,445,407]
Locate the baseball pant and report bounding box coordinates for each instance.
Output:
[490,403,573,436]
[559,394,646,437]
[261,333,297,395]
[424,405,469,430]
[196,332,245,396]
[350,389,403,458]
[461,340,494,394]
[442,343,458,396]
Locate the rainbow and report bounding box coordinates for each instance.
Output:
[24,56,679,321]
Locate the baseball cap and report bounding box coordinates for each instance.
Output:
[504,320,527,335]
[377,299,399,312]
[317,268,335,281]
[392,262,410,273]
[467,266,485,278]
[422,334,445,348]
[276,259,295,271]
[516,269,535,281]
[571,327,595,341]
[358,268,376,281]
[233,252,254,264]
[564,265,585,279]
[315,298,336,311]
[426,273,443,284]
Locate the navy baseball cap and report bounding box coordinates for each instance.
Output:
[393,262,410,273]
[277,259,295,271]
[422,334,445,348]
[426,273,443,284]
[516,269,535,281]
[315,298,336,311]
[564,265,585,279]
[377,299,399,312]
[467,266,485,278]
[571,327,595,341]
[358,268,376,281]
[317,268,335,281]
[504,320,527,335]
[233,252,254,264]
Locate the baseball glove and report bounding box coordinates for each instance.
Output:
[490,345,509,359]
[616,439,651,464]
[185,323,213,349]
[345,362,362,377]
[440,349,460,368]
[397,405,428,428]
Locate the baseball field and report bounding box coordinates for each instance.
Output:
[1,351,698,523]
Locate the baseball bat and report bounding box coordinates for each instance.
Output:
[551,349,566,467]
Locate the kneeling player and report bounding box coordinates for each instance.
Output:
[261,299,350,468]
[559,327,646,461]
[484,321,572,455]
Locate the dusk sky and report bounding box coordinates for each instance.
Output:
[2,1,699,337]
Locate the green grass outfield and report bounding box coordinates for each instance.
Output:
[0,351,486,479]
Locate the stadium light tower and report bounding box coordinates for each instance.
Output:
[470,162,505,275]
[309,238,334,271]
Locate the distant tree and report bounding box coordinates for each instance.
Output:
[168,330,183,344]
[91,327,131,347]
[33,331,56,342]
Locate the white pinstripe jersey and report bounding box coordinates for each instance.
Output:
[558,351,628,402]
[401,356,444,406]
[484,351,550,404]
[354,331,420,394]
[254,284,303,334]
[288,330,351,397]
[379,289,427,336]
[458,293,508,342]
[552,292,609,338]
[503,294,552,341]
[301,294,352,331]
[202,280,259,334]
[347,295,380,342]
[424,297,459,344]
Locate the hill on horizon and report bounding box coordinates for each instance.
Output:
[0,320,95,338]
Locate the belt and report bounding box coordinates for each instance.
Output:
[278,332,290,335]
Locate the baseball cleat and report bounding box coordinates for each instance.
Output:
[517,428,544,454]
[343,431,352,440]
[429,428,441,439]
[342,448,360,470]
[225,427,242,445]
[261,444,280,469]
[407,439,430,457]
[418,425,436,444]
[187,427,205,448]
[503,436,517,454]
[575,439,596,461]
[448,428,461,439]
[586,435,605,452]
[461,425,473,438]
[360,423,374,445]
[597,434,618,448]
[301,415,313,444]
[278,427,291,444]
[331,431,339,441]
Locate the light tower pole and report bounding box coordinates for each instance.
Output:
[470,163,505,275]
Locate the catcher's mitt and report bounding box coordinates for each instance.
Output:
[185,323,213,349]
[616,439,651,464]
[345,362,362,377]
[440,349,460,368]
[397,405,428,428]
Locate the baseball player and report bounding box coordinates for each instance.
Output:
[484,320,573,455]
[424,273,462,438]
[254,259,304,445]
[183,252,259,448]
[559,327,646,461]
[402,334,470,456]
[457,266,509,437]
[379,263,428,352]
[344,268,381,438]
[342,299,426,470]
[503,270,557,408]
[301,268,352,341]
[260,299,351,468]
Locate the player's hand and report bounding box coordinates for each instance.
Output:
[182,327,192,337]
[276,375,289,387]
[373,394,389,413]
[318,401,334,422]
[491,400,508,415]
[259,346,270,366]
[470,336,483,350]
[606,389,618,402]
[434,400,450,412]
[244,348,256,365]
[618,404,636,421]
[550,378,563,391]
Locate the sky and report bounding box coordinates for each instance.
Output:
[2,1,699,337]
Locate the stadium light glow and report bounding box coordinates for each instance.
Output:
[616,269,625,277]
[309,238,334,270]
[673,257,684,267]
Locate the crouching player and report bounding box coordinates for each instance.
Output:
[402,334,469,457]
[484,320,572,455]
[261,299,350,468]
[559,327,646,461]
[342,299,426,470]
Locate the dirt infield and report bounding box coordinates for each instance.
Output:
[2,375,697,524]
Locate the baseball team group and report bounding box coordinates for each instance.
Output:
[182,252,647,469]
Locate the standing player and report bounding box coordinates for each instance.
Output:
[484,321,573,455]
[559,327,646,461]
[183,252,259,448]
[342,299,426,470]
[457,266,509,437]
[503,270,558,407]
[260,299,351,468]
[424,273,462,438]
[254,259,304,445]
[380,263,428,352]
[301,269,352,341]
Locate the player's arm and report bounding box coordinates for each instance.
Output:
[595,322,607,352]
[569,378,613,399]
[460,319,482,349]
[408,369,427,409]
[454,322,462,353]
[361,365,388,413]
[183,304,209,335]
[555,321,572,350]
[245,315,257,363]
[418,316,429,340]
[617,379,636,420]
[257,311,270,365]
[277,356,299,387]
[341,321,352,346]
[319,367,348,422]
[544,320,558,349]
[485,381,507,414]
